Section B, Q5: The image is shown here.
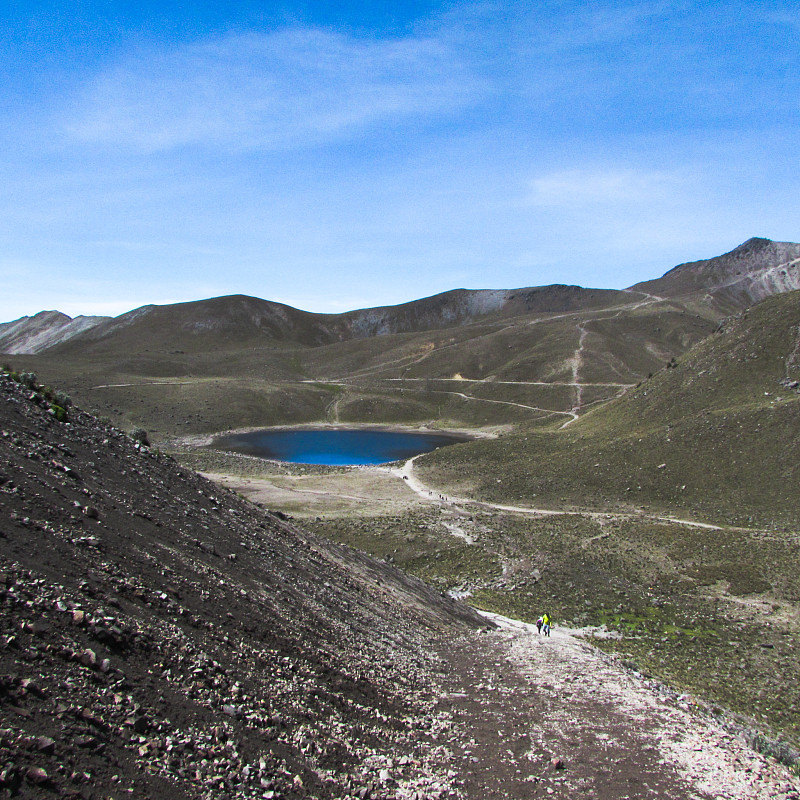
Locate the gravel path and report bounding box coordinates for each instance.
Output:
[441,614,800,799]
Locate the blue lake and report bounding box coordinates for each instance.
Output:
[213,428,471,466]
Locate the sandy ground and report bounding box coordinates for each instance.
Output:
[200,466,430,517]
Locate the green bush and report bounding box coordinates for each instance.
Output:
[50,404,68,423]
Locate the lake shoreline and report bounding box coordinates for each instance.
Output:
[210,426,477,466]
[169,421,499,450]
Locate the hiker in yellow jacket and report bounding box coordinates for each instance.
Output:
[542,612,551,637]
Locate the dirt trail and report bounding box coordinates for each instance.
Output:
[569,324,587,412]
[391,456,729,531]
[442,615,800,799]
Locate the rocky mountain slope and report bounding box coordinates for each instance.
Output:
[630,237,800,314]
[0,371,488,799]
[0,312,109,356]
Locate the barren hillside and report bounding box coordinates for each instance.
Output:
[0,372,486,798]
[630,237,800,314]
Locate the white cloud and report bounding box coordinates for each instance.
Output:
[66,28,480,153]
[526,167,685,207]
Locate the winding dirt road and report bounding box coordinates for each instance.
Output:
[390,456,729,531]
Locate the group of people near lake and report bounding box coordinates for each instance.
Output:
[536,612,551,636]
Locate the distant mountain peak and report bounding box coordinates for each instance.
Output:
[628,237,800,313]
[4,237,800,355]
[734,236,772,249]
[0,310,111,354]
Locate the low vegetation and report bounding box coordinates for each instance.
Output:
[1,365,72,422]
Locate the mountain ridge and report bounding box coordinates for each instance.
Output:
[1,286,628,356]
[4,237,797,356]
[629,237,800,313]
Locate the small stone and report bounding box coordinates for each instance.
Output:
[35,736,55,755]
[26,766,49,785]
[75,736,99,749]
[551,757,565,770]
[19,678,44,697]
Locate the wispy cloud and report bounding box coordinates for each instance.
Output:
[527,167,685,207]
[66,28,480,153]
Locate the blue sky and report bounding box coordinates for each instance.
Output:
[1,1,798,321]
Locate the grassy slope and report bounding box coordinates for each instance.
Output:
[418,290,800,529]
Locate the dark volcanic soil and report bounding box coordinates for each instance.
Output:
[0,374,485,798]
[0,372,798,800]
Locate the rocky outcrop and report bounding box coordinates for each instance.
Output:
[0,311,108,354]
[629,238,800,312]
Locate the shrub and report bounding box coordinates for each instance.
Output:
[50,404,68,423]
[53,390,72,409]
[131,427,150,447]
[19,372,37,389]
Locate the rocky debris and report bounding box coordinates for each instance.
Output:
[434,621,800,800]
[0,373,488,798]
[778,377,800,393]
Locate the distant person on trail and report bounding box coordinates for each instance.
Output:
[542,612,551,637]
[536,616,543,634]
